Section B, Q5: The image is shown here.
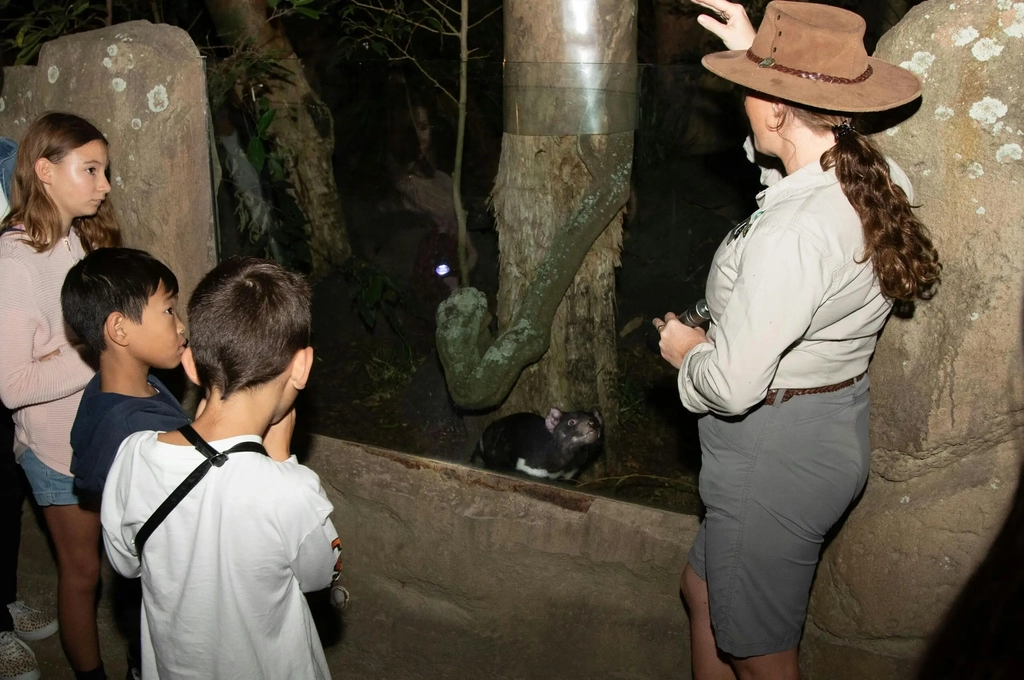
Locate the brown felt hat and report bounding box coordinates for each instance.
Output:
[702,1,922,113]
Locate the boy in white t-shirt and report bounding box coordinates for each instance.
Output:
[101,257,342,680]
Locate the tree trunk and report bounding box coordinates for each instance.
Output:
[491,135,625,467]
[494,0,637,473]
[205,0,350,274]
[454,0,470,286]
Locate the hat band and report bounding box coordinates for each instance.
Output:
[745,49,873,85]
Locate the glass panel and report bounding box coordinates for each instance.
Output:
[212,60,767,515]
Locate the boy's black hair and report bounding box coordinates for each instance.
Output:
[187,256,310,397]
[62,247,179,360]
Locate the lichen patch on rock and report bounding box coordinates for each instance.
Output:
[969,96,1009,124]
[147,84,169,112]
[953,26,979,46]
[1001,2,1024,38]
[972,37,1005,60]
[900,51,936,77]
[996,143,1023,162]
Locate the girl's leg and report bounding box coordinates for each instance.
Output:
[681,563,736,680]
[41,503,103,672]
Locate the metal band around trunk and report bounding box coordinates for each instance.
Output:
[503,62,638,136]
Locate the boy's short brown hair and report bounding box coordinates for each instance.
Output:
[187,256,311,397]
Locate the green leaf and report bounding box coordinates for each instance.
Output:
[246,137,266,173]
[268,0,279,7]
[292,0,313,5]
[267,156,285,183]
[16,44,40,66]
[14,26,26,48]
[359,307,377,330]
[294,7,319,19]
[256,107,276,136]
[365,276,384,308]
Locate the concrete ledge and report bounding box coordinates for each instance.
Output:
[307,435,699,679]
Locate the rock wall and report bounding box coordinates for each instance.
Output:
[306,436,698,679]
[0,21,215,303]
[807,0,1024,674]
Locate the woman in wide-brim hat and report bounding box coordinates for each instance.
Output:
[653,1,940,677]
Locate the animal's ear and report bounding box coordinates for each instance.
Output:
[593,410,603,426]
[545,408,563,432]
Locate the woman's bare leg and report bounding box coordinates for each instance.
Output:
[681,563,736,680]
[732,648,800,680]
[41,504,102,672]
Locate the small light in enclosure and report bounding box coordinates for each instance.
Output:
[435,263,452,277]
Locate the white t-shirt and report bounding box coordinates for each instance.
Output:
[102,431,339,680]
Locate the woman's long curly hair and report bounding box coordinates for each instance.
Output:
[780,105,941,302]
[2,112,121,252]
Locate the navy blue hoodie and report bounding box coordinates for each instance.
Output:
[70,373,190,494]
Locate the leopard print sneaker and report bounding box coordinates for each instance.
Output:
[0,630,40,680]
[6,602,57,642]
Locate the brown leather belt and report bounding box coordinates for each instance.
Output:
[764,373,866,406]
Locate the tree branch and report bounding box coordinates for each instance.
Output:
[469,4,500,30]
[435,134,634,410]
[421,0,460,34]
[370,28,458,105]
[347,0,458,37]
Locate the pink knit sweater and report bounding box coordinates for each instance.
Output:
[0,229,95,476]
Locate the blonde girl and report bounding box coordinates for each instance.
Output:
[0,112,120,680]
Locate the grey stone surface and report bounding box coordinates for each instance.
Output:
[305,436,698,679]
[0,20,216,304]
[867,0,1024,484]
[808,0,1024,667]
[17,432,963,679]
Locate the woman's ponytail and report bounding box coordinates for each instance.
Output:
[787,107,941,302]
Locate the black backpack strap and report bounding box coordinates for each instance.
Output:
[133,425,267,555]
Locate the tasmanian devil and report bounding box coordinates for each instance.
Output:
[472,408,604,480]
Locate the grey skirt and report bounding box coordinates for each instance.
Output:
[688,375,871,658]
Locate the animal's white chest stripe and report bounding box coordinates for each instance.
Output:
[515,459,577,480]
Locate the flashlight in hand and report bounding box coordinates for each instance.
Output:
[646,299,711,354]
[677,299,711,327]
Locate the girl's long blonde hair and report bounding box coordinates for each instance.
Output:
[2,112,121,252]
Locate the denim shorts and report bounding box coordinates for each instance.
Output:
[18,448,79,506]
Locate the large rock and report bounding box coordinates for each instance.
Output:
[307,437,698,679]
[809,0,1024,663]
[0,21,215,303]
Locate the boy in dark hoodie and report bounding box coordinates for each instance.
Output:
[62,248,190,496]
[62,247,189,680]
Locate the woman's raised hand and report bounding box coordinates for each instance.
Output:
[691,0,757,51]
